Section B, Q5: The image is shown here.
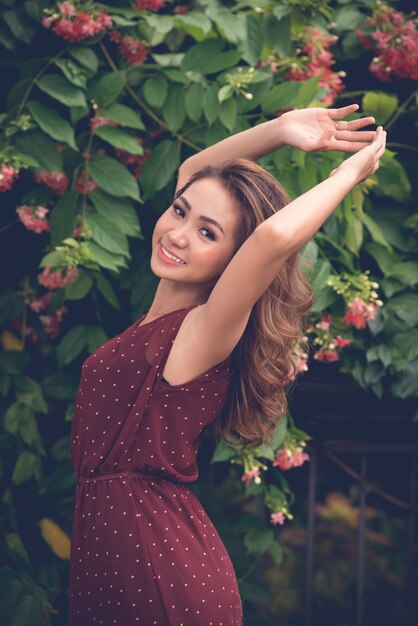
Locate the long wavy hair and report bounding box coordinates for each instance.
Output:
[173,158,315,451]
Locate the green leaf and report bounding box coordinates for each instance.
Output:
[94,273,120,310]
[64,269,93,300]
[173,10,213,40]
[86,327,108,353]
[140,140,179,200]
[362,92,398,125]
[374,158,411,202]
[391,331,418,361]
[3,9,36,44]
[218,84,234,103]
[210,9,246,45]
[391,359,418,399]
[185,83,204,122]
[386,261,418,287]
[89,155,140,200]
[90,189,142,237]
[181,38,225,72]
[56,324,90,367]
[12,452,38,485]
[244,528,274,555]
[386,293,418,327]
[264,14,291,56]
[219,98,237,132]
[162,84,185,132]
[361,212,392,251]
[50,190,78,246]
[143,75,168,107]
[295,75,321,107]
[203,84,220,126]
[87,241,128,271]
[210,440,239,463]
[203,49,242,75]
[69,46,99,72]
[344,216,363,255]
[103,103,145,130]
[261,81,301,114]
[270,541,283,566]
[241,14,263,66]
[14,130,64,172]
[36,74,87,108]
[54,58,88,88]
[90,71,126,108]
[27,100,78,151]
[95,126,144,154]
[85,213,130,257]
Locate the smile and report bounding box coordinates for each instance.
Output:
[158,244,186,265]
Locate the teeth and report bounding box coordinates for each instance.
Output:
[161,246,185,264]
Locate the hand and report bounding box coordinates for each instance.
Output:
[277,104,377,153]
[329,125,387,184]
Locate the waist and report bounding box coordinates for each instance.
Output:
[77,469,183,485]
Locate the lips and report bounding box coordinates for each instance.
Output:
[160,243,186,263]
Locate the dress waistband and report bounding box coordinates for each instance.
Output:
[77,470,183,485]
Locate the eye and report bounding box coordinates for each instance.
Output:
[172,203,215,240]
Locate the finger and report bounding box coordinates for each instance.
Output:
[332,140,375,153]
[375,131,387,159]
[335,117,375,131]
[334,130,377,142]
[328,104,360,119]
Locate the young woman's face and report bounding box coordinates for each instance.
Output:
[151,177,239,289]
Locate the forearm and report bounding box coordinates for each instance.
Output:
[180,116,286,174]
[263,170,358,257]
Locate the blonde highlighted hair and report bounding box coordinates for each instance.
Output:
[174,158,315,450]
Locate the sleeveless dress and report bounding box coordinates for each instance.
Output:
[68,304,243,625]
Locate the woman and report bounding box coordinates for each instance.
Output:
[69,104,386,625]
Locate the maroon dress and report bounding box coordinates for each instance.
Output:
[69,305,243,625]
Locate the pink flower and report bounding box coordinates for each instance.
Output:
[273,448,310,471]
[113,138,151,180]
[90,116,119,131]
[29,292,53,313]
[34,170,69,195]
[334,335,351,348]
[74,170,98,194]
[58,1,76,16]
[38,266,78,289]
[39,305,68,339]
[174,4,189,14]
[16,205,50,234]
[133,0,165,11]
[314,349,339,362]
[44,5,113,42]
[118,35,149,65]
[318,314,332,330]
[0,165,19,192]
[241,468,261,487]
[270,511,286,526]
[342,297,377,329]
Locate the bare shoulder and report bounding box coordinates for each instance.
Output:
[161,304,238,386]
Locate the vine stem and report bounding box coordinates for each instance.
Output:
[15,47,67,121]
[99,42,200,152]
[387,142,418,153]
[237,553,262,583]
[385,87,418,131]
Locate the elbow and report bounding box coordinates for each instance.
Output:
[255,221,293,257]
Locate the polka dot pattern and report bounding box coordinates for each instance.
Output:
[69,305,243,625]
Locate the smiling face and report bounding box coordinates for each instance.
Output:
[151,177,240,298]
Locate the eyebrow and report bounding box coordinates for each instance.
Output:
[176,195,225,236]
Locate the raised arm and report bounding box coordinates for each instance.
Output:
[180,104,376,177]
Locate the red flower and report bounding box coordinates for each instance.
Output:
[314,349,339,362]
[118,35,149,65]
[273,448,310,471]
[34,170,69,195]
[42,3,113,42]
[133,0,165,11]
[38,266,78,289]
[16,205,50,234]
[0,165,19,192]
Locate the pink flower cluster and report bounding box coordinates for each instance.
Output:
[355,3,418,82]
[38,265,78,289]
[29,292,52,313]
[16,205,50,234]
[109,31,149,65]
[39,306,68,339]
[90,116,119,131]
[342,297,378,329]
[74,170,98,194]
[42,2,113,42]
[273,447,310,471]
[114,137,151,180]
[0,165,19,192]
[286,27,345,105]
[34,170,69,196]
[133,0,165,11]
[241,467,261,487]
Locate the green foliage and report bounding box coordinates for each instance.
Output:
[0,0,417,623]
